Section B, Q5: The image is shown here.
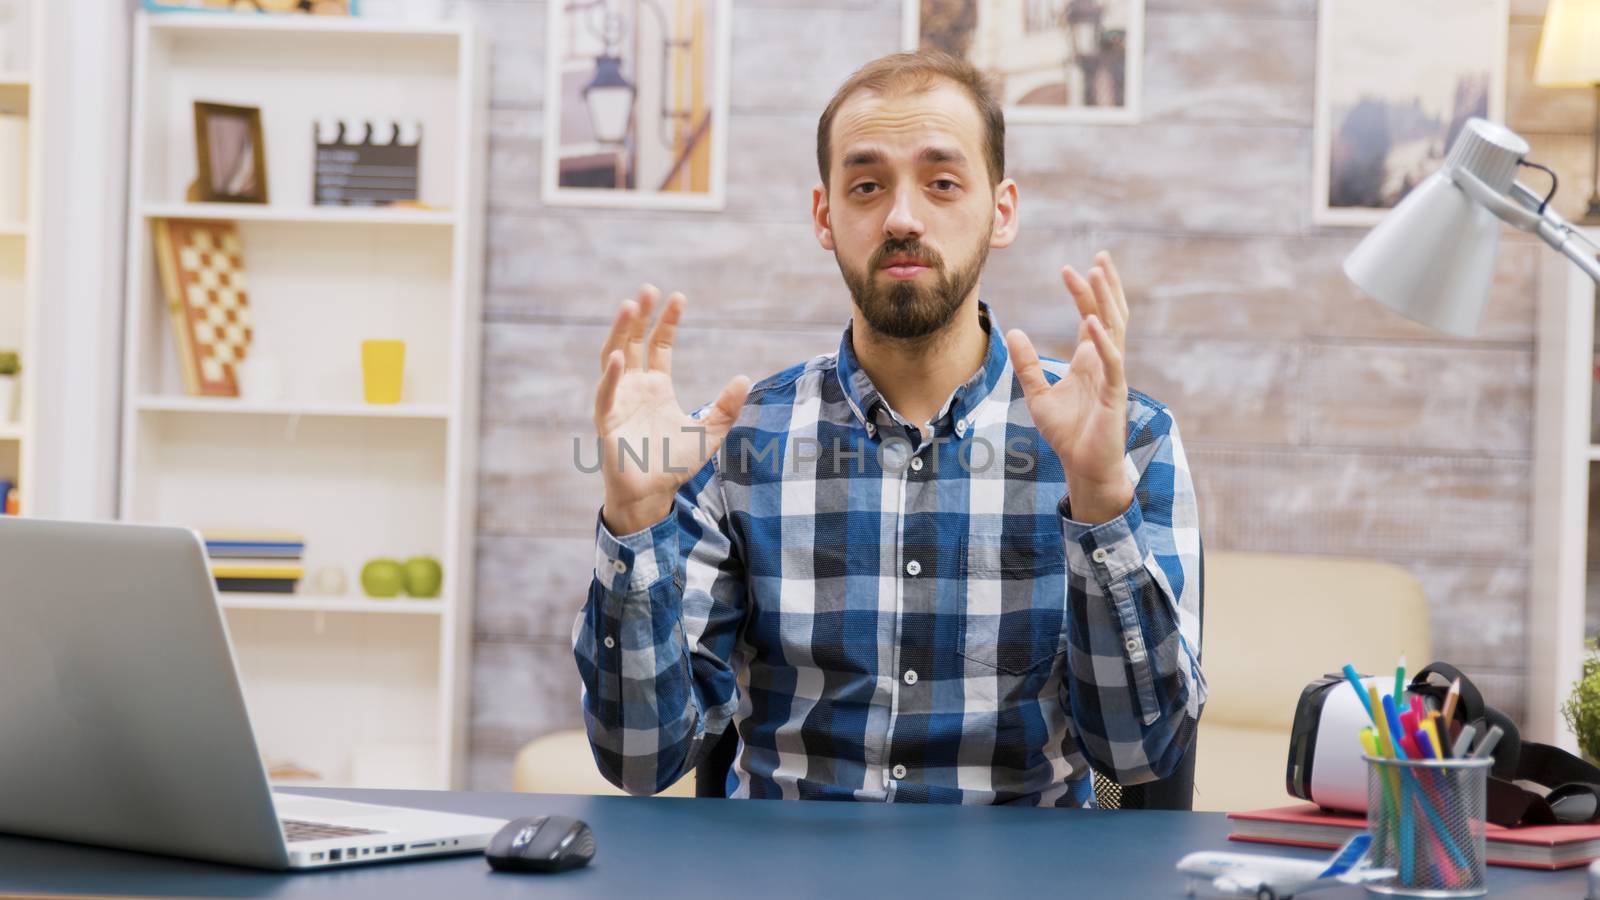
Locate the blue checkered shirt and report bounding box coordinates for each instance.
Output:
[574,301,1206,805]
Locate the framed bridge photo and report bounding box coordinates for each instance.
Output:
[902,0,1144,125]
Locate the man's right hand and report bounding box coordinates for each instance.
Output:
[594,284,751,536]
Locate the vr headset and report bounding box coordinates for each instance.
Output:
[1287,661,1600,827]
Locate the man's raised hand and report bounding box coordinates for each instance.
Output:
[594,285,750,535]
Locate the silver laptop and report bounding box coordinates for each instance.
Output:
[0,516,507,869]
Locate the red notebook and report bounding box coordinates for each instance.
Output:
[1227,803,1600,870]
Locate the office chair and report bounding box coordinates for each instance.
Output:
[696,544,1205,807]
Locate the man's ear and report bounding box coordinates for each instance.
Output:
[812,183,835,252]
[989,178,1019,250]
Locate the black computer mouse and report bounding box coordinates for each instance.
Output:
[485,815,596,873]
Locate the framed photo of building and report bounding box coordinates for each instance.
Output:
[902,0,1143,125]
[1313,0,1508,226]
[542,0,732,211]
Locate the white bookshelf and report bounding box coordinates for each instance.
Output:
[1530,227,1600,754]
[0,0,38,517]
[119,12,487,791]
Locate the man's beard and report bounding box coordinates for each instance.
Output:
[838,233,989,342]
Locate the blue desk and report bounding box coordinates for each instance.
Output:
[0,788,1586,898]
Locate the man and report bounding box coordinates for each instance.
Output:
[573,51,1204,806]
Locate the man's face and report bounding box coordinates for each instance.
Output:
[813,82,1016,341]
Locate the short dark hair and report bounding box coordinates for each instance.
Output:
[815,51,1005,192]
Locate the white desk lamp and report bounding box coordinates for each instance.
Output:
[1343,118,1600,336]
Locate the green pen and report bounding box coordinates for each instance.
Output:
[1394,654,1406,708]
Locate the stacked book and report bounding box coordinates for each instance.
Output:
[204,530,305,594]
[1228,803,1600,870]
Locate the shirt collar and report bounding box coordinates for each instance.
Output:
[834,300,1011,438]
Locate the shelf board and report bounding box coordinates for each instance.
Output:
[1588,445,1600,463]
[136,396,450,420]
[146,12,469,38]
[143,203,455,227]
[0,222,26,237]
[0,73,29,87]
[219,593,445,615]
[0,423,23,441]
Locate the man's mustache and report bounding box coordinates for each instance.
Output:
[870,240,943,270]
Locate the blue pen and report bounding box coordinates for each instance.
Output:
[1381,693,1410,760]
[1342,664,1376,724]
[1414,728,1438,760]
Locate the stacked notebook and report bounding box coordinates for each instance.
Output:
[203,530,306,594]
[1228,803,1600,870]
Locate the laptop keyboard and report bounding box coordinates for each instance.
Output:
[281,818,387,843]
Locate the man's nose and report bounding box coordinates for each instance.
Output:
[883,186,925,240]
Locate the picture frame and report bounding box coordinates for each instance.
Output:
[542,0,732,211]
[1312,0,1509,227]
[193,101,270,205]
[901,0,1144,125]
[140,0,358,14]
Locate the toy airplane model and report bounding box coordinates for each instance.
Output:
[1175,833,1395,900]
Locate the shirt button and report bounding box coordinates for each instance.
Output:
[1091,548,1109,564]
[892,764,907,780]
[612,559,628,573]
[903,669,918,685]
[905,559,921,576]
[911,457,923,472]
[604,636,616,649]
[955,419,967,435]
[1124,637,1139,653]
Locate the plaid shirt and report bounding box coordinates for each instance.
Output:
[574,301,1205,805]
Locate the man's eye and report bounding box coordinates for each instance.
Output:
[932,179,958,192]
[852,183,880,195]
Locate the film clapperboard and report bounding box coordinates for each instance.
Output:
[313,117,422,207]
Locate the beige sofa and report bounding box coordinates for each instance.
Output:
[1194,551,1431,812]
[515,552,1431,810]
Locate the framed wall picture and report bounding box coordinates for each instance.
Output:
[902,0,1144,125]
[542,0,732,211]
[194,101,270,205]
[1313,0,1509,226]
[141,1,358,14]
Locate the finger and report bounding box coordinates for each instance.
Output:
[1085,315,1125,391]
[647,292,684,375]
[1061,266,1100,325]
[599,299,635,371]
[594,349,625,426]
[625,284,658,371]
[1087,268,1125,342]
[699,374,752,450]
[1004,328,1051,400]
[1094,250,1128,322]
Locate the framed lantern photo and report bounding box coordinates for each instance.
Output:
[903,0,1144,125]
[1312,0,1508,226]
[193,101,270,204]
[542,0,732,211]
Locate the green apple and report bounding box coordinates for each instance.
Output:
[361,558,405,599]
[402,556,443,598]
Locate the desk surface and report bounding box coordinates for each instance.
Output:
[0,788,1587,899]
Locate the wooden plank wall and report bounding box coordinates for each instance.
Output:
[391,0,1597,789]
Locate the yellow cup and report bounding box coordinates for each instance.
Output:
[361,340,406,405]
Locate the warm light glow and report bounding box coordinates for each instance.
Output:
[1534,0,1600,87]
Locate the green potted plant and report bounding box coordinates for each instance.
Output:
[1562,637,1600,765]
[0,350,18,424]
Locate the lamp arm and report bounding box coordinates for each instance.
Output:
[1450,168,1600,285]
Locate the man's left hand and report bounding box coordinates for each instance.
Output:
[1004,251,1133,525]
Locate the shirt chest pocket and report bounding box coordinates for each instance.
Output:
[956,534,1071,677]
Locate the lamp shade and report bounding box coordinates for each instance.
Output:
[1342,119,1529,337]
[1534,0,1600,87]
[583,55,636,145]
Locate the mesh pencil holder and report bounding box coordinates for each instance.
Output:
[1362,754,1491,898]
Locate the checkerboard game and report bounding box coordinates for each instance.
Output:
[151,218,254,397]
